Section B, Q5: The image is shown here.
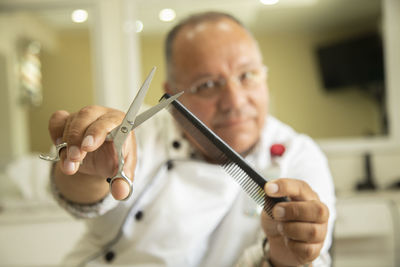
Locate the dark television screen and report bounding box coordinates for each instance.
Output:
[316,32,384,90]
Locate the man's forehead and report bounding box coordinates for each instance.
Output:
[170,17,262,72]
[182,19,238,41]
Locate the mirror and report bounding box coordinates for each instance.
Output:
[26,8,95,153]
[0,5,96,155]
[135,0,389,143]
[0,3,99,266]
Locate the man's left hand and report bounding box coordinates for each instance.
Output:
[261,178,329,267]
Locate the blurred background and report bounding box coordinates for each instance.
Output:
[0,0,399,266]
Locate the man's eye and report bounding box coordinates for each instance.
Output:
[196,80,216,92]
[240,71,254,82]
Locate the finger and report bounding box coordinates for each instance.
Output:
[56,145,80,175]
[261,211,281,238]
[57,115,81,172]
[110,178,131,200]
[62,114,86,163]
[122,134,137,180]
[59,158,80,175]
[265,178,318,201]
[65,106,108,162]
[272,200,329,223]
[48,110,70,144]
[285,239,323,265]
[58,131,80,175]
[81,110,125,152]
[277,222,327,243]
[111,137,137,200]
[55,109,93,175]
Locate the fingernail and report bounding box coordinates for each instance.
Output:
[68,146,80,160]
[82,135,94,148]
[56,138,63,145]
[64,160,75,172]
[266,182,279,194]
[275,206,285,218]
[277,223,284,235]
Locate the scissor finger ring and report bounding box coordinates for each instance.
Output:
[106,171,133,201]
[39,142,68,162]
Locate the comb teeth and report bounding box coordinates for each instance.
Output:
[162,94,287,217]
[221,161,274,217]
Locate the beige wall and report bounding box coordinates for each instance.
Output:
[140,34,167,106]
[139,25,382,139]
[256,31,381,139]
[28,29,94,153]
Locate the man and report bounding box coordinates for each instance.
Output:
[49,12,335,266]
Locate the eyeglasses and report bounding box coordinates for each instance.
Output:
[183,66,267,98]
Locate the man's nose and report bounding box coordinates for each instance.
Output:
[218,78,247,111]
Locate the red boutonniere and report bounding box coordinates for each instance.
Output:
[270,144,286,157]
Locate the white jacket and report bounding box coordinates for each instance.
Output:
[55,111,336,267]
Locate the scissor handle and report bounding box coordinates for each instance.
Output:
[106,166,133,201]
[39,142,68,162]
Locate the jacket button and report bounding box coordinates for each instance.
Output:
[166,160,174,170]
[135,210,144,221]
[104,251,115,262]
[172,140,181,149]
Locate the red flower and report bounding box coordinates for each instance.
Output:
[270,144,285,157]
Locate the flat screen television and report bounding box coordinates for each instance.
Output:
[316,32,384,90]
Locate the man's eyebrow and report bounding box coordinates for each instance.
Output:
[191,72,218,81]
[187,60,262,83]
[236,61,261,70]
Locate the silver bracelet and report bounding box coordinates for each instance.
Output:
[262,238,275,267]
[49,162,117,218]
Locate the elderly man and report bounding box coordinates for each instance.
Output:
[49,12,335,267]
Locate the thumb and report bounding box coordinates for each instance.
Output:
[111,178,132,200]
[110,137,137,200]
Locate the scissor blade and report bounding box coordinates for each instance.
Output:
[133,91,184,129]
[125,66,156,124]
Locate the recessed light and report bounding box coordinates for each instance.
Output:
[159,8,176,22]
[71,9,88,23]
[260,0,279,5]
[136,20,144,33]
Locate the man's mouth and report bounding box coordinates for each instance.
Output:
[214,117,251,128]
[212,106,258,129]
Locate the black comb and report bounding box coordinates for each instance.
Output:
[161,93,288,217]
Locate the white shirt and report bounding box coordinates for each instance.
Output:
[55,111,336,267]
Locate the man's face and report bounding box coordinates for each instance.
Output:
[166,18,269,155]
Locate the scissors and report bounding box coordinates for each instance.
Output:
[40,67,183,200]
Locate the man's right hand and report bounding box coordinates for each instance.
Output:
[48,106,137,203]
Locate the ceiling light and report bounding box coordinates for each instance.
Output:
[260,0,279,5]
[71,9,88,23]
[159,8,176,22]
[136,20,144,33]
